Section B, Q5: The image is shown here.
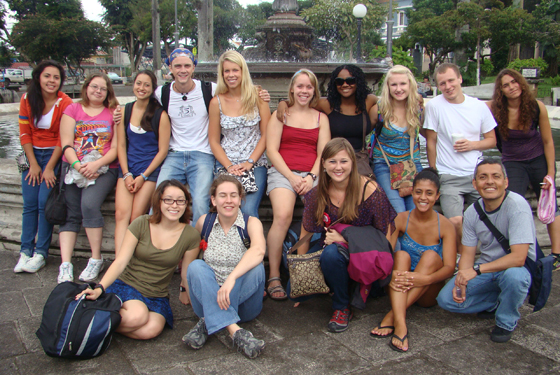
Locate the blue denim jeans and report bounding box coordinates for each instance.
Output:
[214,162,267,218]
[21,148,59,258]
[285,243,350,311]
[157,150,215,225]
[436,267,531,331]
[373,160,423,213]
[187,259,265,335]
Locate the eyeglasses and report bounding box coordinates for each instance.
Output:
[161,198,187,206]
[334,77,357,86]
[89,84,108,93]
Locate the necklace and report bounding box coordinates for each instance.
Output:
[174,81,194,101]
[228,93,240,102]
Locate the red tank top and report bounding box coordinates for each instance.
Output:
[278,116,320,171]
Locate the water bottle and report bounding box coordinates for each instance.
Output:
[455,286,462,298]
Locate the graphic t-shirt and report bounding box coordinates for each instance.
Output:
[63,103,118,168]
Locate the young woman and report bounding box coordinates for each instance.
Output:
[59,73,119,283]
[370,168,456,352]
[114,70,171,255]
[208,50,271,218]
[372,65,424,213]
[77,180,200,339]
[265,69,331,300]
[14,60,73,274]
[277,64,378,151]
[183,175,266,359]
[292,138,397,332]
[487,69,560,268]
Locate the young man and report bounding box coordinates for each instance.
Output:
[437,157,535,343]
[423,63,497,253]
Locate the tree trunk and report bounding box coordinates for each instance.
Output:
[197,0,213,61]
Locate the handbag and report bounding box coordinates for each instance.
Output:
[217,166,258,193]
[537,175,556,225]
[285,217,344,298]
[16,150,30,173]
[378,128,417,190]
[356,113,375,178]
[45,167,67,225]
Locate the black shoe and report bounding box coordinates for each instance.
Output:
[477,309,496,319]
[490,326,513,343]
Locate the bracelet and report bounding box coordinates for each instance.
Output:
[141,173,148,181]
[94,283,105,295]
[226,164,234,170]
[179,286,187,292]
[122,172,133,180]
[71,160,80,169]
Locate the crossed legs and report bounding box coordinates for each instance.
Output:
[116,299,166,340]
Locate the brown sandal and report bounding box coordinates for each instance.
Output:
[267,277,288,301]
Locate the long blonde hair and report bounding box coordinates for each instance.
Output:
[287,69,320,108]
[315,138,363,226]
[378,65,420,136]
[215,50,259,119]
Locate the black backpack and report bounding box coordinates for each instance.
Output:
[201,212,251,249]
[36,282,122,359]
[160,80,213,114]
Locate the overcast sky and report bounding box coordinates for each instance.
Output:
[81,0,268,22]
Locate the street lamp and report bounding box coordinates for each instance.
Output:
[386,0,394,59]
[353,4,367,63]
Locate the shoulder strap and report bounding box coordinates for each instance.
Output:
[361,179,370,204]
[161,82,171,114]
[201,80,212,112]
[361,112,367,151]
[151,107,164,141]
[237,213,251,249]
[201,212,217,242]
[473,199,510,253]
[534,100,541,130]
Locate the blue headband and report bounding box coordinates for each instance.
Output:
[165,48,197,67]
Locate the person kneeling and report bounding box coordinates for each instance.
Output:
[436,157,535,343]
[183,175,266,359]
[76,180,200,339]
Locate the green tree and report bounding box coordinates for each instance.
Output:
[237,2,275,51]
[301,0,386,61]
[159,0,198,56]
[213,0,243,55]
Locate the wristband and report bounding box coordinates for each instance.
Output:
[94,283,105,295]
[122,172,133,180]
[141,173,148,181]
[226,164,234,170]
[180,286,187,292]
[71,160,80,169]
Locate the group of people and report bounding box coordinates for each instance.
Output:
[13,47,558,358]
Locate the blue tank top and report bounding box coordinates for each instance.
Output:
[400,211,443,271]
[126,123,159,177]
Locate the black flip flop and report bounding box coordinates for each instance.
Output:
[369,322,395,338]
[388,332,409,353]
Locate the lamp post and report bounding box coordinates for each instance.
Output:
[386,0,394,59]
[353,4,367,63]
[174,0,179,48]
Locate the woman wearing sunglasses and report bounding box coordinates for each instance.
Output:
[277,64,378,152]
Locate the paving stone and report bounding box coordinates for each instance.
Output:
[325,316,444,365]
[425,331,558,374]
[0,322,26,358]
[512,323,560,362]
[249,331,370,375]
[115,319,230,373]
[522,304,560,336]
[14,348,136,375]
[168,274,198,322]
[22,288,50,317]
[0,250,17,272]
[0,269,42,293]
[354,355,461,375]
[187,353,263,375]
[0,358,19,375]
[16,316,42,354]
[140,365,191,375]
[0,292,30,322]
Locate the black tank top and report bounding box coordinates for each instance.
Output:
[328,110,373,151]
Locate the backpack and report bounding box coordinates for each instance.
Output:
[201,212,251,249]
[474,198,553,312]
[160,80,213,114]
[36,282,122,359]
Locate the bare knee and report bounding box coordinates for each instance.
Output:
[415,250,443,274]
[115,206,131,222]
[120,309,149,330]
[394,251,412,270]
[132,320,165,340]
[448,216,463,232]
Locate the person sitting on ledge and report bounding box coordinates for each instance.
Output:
[436,157,536,343]
[370,168,456,352]
[183,175,266,359]
[76,179,200,339]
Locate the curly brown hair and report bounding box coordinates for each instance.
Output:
[491,69,536,140]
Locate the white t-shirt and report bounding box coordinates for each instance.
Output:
[423,94,496,176]
[155,79,217,154]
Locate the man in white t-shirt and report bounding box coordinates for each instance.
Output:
[423,63,497,252]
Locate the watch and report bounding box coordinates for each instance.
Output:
[247,158,255,165]
[94,283,105,295]
[473,264,481,276]
[307,172,317,181]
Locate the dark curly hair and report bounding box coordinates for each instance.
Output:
[326,64,372,114]
[491,69,537,140]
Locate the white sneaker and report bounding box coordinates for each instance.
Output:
[58,262,74,283]
[79,257,104,282]
[22,254,46,273]
[14,253,30,273]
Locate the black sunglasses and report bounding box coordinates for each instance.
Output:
[334,77,357,86]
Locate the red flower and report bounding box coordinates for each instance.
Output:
[199,239,208,251]
[323,212,331,227]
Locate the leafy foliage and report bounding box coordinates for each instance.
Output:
[159,0,197,56]
[507,58,549,72]
[370,46,416,73]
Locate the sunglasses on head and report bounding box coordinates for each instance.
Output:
[334,77,357,86]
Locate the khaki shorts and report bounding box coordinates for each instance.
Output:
[439,174,479,218]
[266,167,317,196]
